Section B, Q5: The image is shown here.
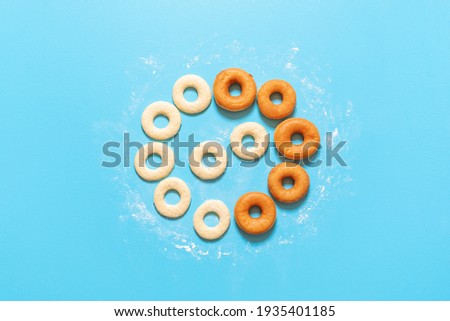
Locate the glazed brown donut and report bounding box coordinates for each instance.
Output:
[213,68,257,112]
[234,192,276,235]
[257,79,296,119]
[274,118,320,160]
[268,163,310,203]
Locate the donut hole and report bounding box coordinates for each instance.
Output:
[154,115,169,129]
[164,189,180,205]
[249,206,262,218]
[183,87,198,102]
[270,92,283,105]
[291,133,304,145]
[228,83,242,97]
[282,177,295,190]
[146,153,162,168]
[242,134,255,148]
[204,212,220,227]
[201,153,217,167]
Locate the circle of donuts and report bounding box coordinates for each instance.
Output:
[133,68,321,240]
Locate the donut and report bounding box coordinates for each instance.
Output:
[134,142,174,181]
[268,163,310,203]
[153,177,191,218]
[141,101,181,140]
[234,192,276,235]
[213,68,257,112]
[257,79,296,119]
[230,122,269,160]
[172,74,212,114]
[274,118,320,160]
[189,141,227,180]
[193,200,231,240]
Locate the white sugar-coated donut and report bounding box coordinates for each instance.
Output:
[230,122,269,160]
[141,101,181,140]
[172,74,212,114]
[134,142,174,181]
[193,200,230,240]
[154,177,191,218]
[189,141,227,180]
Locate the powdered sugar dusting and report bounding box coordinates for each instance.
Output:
[140,56,165,75]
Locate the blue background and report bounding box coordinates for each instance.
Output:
[1,1,449,300]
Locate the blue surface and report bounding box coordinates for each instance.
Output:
[1,1,449,300]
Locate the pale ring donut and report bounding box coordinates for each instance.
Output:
[172,74,212,114]
[193,200,230,240]
[189,141,227,180]
[153,177,191,218]
[134,142,174,181]
[230,122,269,160]
[141,101,181,140]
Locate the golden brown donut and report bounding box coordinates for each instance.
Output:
[213,68,257,112]
[257,79,296,119]
[268,163,310,203]
[274,118,320,160]
[234,192,276,235]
